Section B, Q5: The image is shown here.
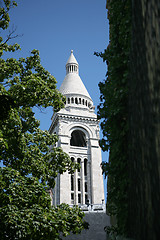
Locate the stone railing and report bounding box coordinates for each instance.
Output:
[77,203,106,213]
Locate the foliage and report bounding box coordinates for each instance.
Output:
[0,1,88,239]
[0,168,88,240]
[95,0,131,236]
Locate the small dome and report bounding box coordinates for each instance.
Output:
[66,50,78,65]
[59,50,92,102]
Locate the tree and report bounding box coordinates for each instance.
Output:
[0,1,88,239]
[95,0,131,237]
[97,1,160,239]
[128,0,160,239]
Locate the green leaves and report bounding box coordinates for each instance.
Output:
[0,168,88,240]
[0,49,65,111]
[0,0,17,30]
[0,1,86,239]
[97,0,131,237]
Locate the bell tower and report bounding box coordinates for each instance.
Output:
[49,50,105,209]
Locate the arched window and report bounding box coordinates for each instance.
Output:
[70,130,86,147]
[71,157,74,162]
[68,98,70,104]
[79,98,81,104]
[71,97,74,103]
[88,102,92,108]
[82,99,85,105]
[75,98,78,104]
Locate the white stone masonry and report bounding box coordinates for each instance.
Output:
[49,50,105,208]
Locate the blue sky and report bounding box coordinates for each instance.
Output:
[2,0,109,197]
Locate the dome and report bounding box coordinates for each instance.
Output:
[60,73,92,100]
[59,50,92,101]
[66,50,78,65]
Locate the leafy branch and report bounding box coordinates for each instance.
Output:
[0,1,88,239]
[97,0,131,237]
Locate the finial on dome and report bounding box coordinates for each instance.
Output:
[66,50,79,75]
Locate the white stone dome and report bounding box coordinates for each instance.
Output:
[66,49,78,65]
[59,50,92,102]
[59,72,92,100]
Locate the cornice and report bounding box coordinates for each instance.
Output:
[49,112,100,134]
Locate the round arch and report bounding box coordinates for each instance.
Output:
[64,123,93,139]
[70,129,86,147]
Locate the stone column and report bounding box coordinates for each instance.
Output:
[81,160,85,204]
[75,167,78,205]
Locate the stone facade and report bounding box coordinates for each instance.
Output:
[49,51,109,239]
[49,50,105,207]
